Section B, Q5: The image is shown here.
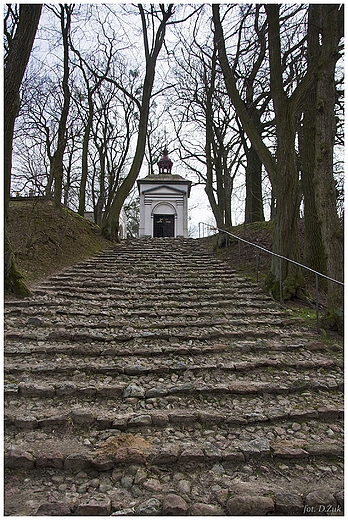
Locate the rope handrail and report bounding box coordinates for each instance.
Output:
[208,225,344,286]
[198,222,344,333]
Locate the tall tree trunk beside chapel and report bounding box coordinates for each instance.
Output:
[204,43,226,230]
[245,144,264,224]
[312,4,344,327]
[265,4,305,298]
[243,6,267,225]
[300,4,326,279]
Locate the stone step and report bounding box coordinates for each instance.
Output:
[30,281,261,294]
[4,298,284,316]
[5,389,343,417]
[5,399,344,435]
[29,281,267,297]
[5,299,284,320]
[4,351,340,377]
[4,459,344,516]
[5,317,294,336]
[4,369,343,400]
[4,305,288,322]
[4,430,344,471]
[3,326,302,344]
[5,337,341,358]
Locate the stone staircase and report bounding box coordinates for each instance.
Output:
[4,238,344,516]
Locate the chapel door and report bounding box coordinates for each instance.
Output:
[154,214,174,237]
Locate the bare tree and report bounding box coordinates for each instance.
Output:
[309,4,344,327]
[170,10,240,229]
[4,4,42,215]
[4,3,42,295]
[213,4,310,299]
[101,4,175,241]
[70,27,114,216]
[45,4,73,208]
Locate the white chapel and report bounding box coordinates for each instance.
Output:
[137,149,191,238]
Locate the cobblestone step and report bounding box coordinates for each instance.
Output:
[4,237,344,516]
[5,391,343,430]
[4,374,343,402]
[4,352,340,377]
[4,336,342,359]
[4,431,344,471]
[4,307,290,324]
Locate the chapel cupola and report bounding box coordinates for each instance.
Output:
[157,148,173,174]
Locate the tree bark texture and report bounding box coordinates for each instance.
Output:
[312,4,344,325]
[51,5,72,209]
[300,4,327,279]
[78,96,93,216]
[204,46,225,230]
[266,4,305,298]
[243,6,266,224]
[4,4,42,217]
[245,144,264,224]
[4,4,42,297]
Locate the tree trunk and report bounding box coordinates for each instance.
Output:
[78,108,93,216]
[223,171,233,228]
[51,5,71,209]
[4,4,42,297]
[102,86,150,240]
[300,4,326,279]
[245,144,264,224]
[266,5,305,298]
[204,150,224,230]
[4,4,42,217]
[312,5,344,328]
[269,132,304,299]
[94,144,106,226]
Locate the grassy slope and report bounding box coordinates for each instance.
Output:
[6,200,113,292]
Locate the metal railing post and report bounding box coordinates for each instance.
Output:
[316,273,319,333]
[256,250,259,283]
[279,257,283,304]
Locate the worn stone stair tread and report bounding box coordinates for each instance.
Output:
[5,329,283,344]
[5,383,343,404]
[4,318,306,333]
[4,340,342,367]
[4,352,340,376]
[4,237,344,516]
[5,398,344,430]
[4,433,344,470]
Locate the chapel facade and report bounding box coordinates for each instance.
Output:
[137,149,191,238]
